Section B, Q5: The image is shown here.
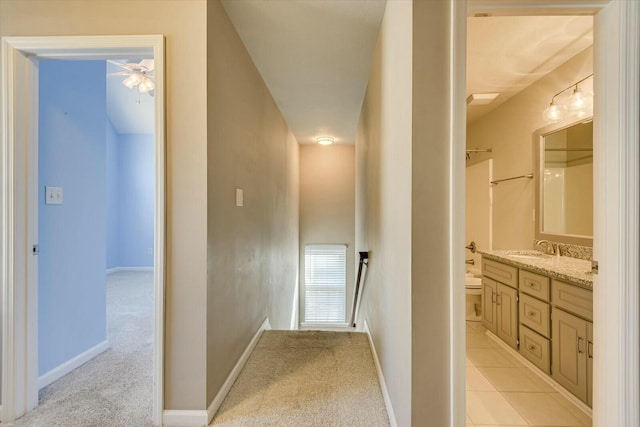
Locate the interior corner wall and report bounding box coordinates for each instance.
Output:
[466,46,593,249]
[355,2,413,425]
[299,144,355,324]
[0,0,209,410]
[106,120,120,269]
[38,60,107,376]
[206,0,300,406]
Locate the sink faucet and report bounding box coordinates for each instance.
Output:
[536,240,556,255]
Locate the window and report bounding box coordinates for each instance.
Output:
[304,244,347,323]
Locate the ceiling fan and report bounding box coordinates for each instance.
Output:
[108,59,155,94]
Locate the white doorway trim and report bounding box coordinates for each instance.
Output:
[1,35,166,426]
[455,1,639,426]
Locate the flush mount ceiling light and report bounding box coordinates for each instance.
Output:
[108,59,155,95]
[542,74,593,123]
[466,92,500,105]
[316,137,334,145]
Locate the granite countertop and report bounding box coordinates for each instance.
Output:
[478,249,593,289]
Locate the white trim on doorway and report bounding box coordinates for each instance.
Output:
[1,35,166,426]
[456,1,640,426]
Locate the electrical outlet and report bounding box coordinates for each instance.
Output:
[147,248,153,255]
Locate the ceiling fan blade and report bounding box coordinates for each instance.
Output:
[139,59,155,71]
[107,71,131,77]
[107,59,134,71]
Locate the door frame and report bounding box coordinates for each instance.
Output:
[455,1,639,426]
[1,35,166,425]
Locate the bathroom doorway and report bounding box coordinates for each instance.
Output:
[464,15,596,427]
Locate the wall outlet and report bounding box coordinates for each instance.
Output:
[45,186,63,205]
[147,248,153,256]
[236,188,244,207]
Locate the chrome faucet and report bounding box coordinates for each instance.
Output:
[536,240,556,255]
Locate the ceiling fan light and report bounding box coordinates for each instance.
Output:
[542,101,565,123]
[316,136,334,145]
[138,77,155,93]
[122,73,143,89]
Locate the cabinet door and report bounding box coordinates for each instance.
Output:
[481,277,497,334]
[552,308,588,403]
[497,283,518,349]
[587,321,593,407]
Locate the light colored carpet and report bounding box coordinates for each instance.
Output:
[13,271,154,427]
[211,330,390,427]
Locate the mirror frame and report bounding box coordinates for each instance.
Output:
[534,117,594,247]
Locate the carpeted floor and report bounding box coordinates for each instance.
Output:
[211,330,390,427]
[13,271,154,427]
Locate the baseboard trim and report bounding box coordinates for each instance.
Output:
[106,266,153,274]
[206,317,272,423]
[38,340,109,390]
[363,319,398,427]
[162,409,209,426]
[485,330,593,418]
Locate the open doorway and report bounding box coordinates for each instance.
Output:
[1,36,165,426]
[11,58,156,426]
[464,15,595,426]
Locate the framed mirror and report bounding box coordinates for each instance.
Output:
[534,118,593,246]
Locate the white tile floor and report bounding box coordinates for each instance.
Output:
[466,321,592,427]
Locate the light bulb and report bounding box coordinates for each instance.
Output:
[138,77,155,93]
[542,101,565,123]
[567,86,593,112]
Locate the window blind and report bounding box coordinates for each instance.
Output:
[304,244,347,323]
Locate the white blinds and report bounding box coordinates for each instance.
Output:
[304,244,347,323]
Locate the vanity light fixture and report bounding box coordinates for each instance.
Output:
[542,74,594,123]
[316,137,334,145]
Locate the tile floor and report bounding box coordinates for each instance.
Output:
[466,321,592,427]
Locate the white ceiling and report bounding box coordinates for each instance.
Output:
[221,0,387,145]
[467,16,593,124]
[106,61,155,134]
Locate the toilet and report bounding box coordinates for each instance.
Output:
[465,271,482,321]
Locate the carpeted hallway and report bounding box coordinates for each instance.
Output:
[211,330,390,427]
[14,271,154,427]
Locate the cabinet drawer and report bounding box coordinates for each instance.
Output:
[519,270,550,301]
[552,280,593,321]
[519,325,550,374]
[519,294,550,338]
[482,258,518,288]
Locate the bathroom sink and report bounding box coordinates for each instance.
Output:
[505,251,552,260]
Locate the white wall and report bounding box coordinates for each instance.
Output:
[299,144,355,324]
[466,160,493,267]
[467,46,593,249]
[355,2,413,424]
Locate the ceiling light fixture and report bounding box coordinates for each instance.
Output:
[316,137,334,145]
[542,74,594,123]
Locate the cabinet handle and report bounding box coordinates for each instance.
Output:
[496,294,502,306]
[527,344,536,351]
[588,340,593,359]
[577,336,585,354]
[527,282,535,287]
[527,311,536,317]
[491,291,496,304]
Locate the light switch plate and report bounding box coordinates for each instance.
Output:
[236,188,244,207]
[45,186,63,205]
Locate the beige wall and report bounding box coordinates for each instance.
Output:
[0,0,208,410]
[467,46,593,249]
[355,2,413,424]
[206,0,300,406]
[299,145,355,324]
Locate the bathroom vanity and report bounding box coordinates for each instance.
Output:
[478,250,593,407]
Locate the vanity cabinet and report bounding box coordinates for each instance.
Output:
[551,279,593,405]
[481,260,519,350]
[481,255,593,406]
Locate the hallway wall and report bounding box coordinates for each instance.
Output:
[356,2,413,425]
[38,60,108,376]
[206,0,300,407]
[0,0,209,410]
[299,144,355,325]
